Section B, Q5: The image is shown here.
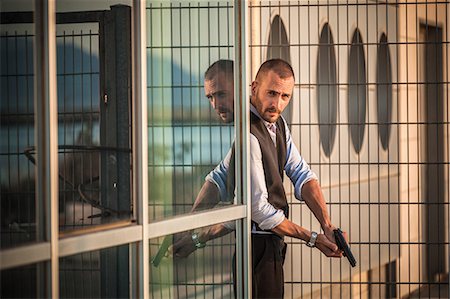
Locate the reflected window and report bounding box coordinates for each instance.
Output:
[1,12,36,249]
[0,0,133,246]
[56,5,132,231]
[150,223,236,298]
[267,15,292,125]
[60,244,129,298]
[1,263,42,298]
[348,29,366,153]
[377,33,392,150]
[317,23,337,157]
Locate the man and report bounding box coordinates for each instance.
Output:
[173,59,347,298]
[204,59,234,124]
[170,59,236,258]
[205,59,346,298]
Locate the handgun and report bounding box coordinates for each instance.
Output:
[151,235,172,267]
[334,228,356,267]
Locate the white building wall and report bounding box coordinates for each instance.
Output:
[249,1,447,298]
[397,1,449,297]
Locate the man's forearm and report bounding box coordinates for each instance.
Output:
[198,223,234,243]
[301,179,332,231]
[271,218,312,241]
[271,218,340,257]
[191,180,221,212]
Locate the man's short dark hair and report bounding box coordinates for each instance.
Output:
[204,59,234,81]
[255,58,295,81]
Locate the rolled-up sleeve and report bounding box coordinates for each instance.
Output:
[250,134,285,230]
[282,118,318,201]
[205,147,232,202]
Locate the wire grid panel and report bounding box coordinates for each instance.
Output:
[249,1,448,298]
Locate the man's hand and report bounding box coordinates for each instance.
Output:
[319,226,349,258]
[323,225,348,244]
[315,233,342,257]
[168,231,197,259]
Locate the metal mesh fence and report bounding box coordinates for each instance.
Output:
[0,1,449,298]
[248,1,449,298]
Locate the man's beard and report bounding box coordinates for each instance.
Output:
[264,107,281,115]
[262,106,281,122]
[217,108,233,123]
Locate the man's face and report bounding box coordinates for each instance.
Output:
[204,71,234,123]
[251,70,294,123]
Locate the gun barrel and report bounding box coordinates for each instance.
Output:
[151,235,172,267]
[334,229,357,267]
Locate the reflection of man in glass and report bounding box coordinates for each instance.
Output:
[170,60,236,258]
[204,60,234,124]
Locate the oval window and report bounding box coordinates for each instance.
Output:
[317,23,337,157]
[377,33,392,150]
[267,15,292,125]
[348,29,366,153]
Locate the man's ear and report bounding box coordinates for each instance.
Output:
[251,81,258,97]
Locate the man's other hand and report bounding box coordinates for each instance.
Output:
[168,231,197,259]
[323,225,349,255]
[315,233,342,258]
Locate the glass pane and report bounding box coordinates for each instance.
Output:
[59,244,129,298]
[55,1,133,232]
[149,221,236,298]
[147,1,236,222]
[0,3,36,249]
[1,262,45,298]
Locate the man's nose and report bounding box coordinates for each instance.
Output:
[214,96,225,108]
[210,97,217,108]
[270,97,281,109]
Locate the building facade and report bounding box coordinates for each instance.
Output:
[1,1,449,298]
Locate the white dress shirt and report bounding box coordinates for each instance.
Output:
[206,104,317,231]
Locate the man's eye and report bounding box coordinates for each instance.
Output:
[268,91,277,96]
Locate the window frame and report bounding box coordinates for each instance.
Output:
[0,1,251,299]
